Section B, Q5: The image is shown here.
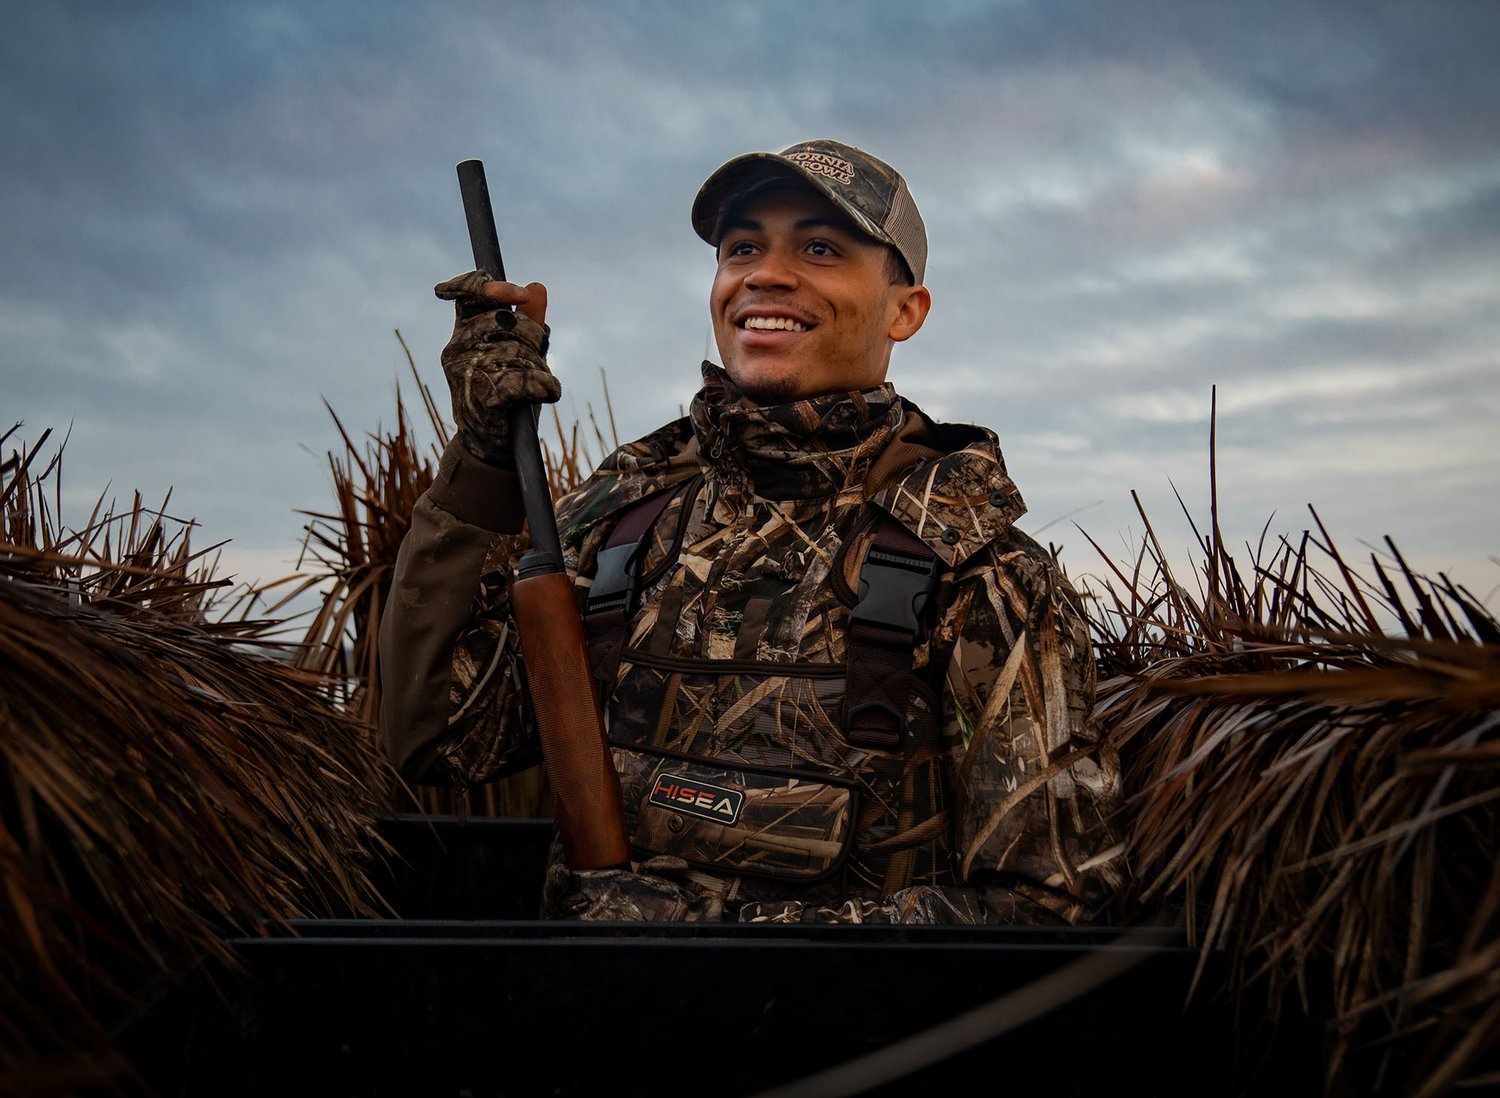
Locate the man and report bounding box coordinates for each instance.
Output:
[380,140,1122,923]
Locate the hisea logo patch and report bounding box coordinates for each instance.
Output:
[649,772,744,826]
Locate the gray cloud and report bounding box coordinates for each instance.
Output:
[2,1,1496,603]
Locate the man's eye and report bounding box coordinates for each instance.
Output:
[807,240,837,257]
[727,241,757,257]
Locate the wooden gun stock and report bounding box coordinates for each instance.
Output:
[511,569,629,869]
[456,159,630,870]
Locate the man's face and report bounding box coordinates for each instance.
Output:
[710,186,929,405]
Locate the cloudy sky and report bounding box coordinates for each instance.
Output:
[5,1,1498,615]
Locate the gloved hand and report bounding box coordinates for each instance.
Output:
[434,269,559,464]
[541,855,723,922]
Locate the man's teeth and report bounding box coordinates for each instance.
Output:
[743,316,807,332]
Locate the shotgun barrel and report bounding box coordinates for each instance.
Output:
[455,159,630,870]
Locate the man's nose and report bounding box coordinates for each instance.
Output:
[745,246,798,290]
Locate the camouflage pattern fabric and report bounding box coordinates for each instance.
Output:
[426,364,1122,924]
[434,269,558,462]
[542,857,723,922]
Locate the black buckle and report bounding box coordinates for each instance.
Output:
[850,547,940,640]
[586,541,643,616]
[844,701,905,749]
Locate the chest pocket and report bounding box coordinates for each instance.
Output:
[613,744,857,881]
[605,654,863,881]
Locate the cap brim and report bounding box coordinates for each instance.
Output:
[691,152,893,250]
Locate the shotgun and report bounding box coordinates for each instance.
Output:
[456,159,630,870]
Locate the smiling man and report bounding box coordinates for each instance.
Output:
[707,181,929,403]
[380,141,1123,924]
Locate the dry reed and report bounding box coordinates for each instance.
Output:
[1080,398,1499,1096]
[0,423,394,1092]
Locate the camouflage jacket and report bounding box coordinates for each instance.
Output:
[381,365,1122,923]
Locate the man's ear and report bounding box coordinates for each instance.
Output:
[888,285,931,343]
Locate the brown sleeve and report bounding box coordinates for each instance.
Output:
[377,437,525,783]
[424,435,526,534]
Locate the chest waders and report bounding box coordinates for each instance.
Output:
[581,486,954,904]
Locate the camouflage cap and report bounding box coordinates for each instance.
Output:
[692,139,928,285]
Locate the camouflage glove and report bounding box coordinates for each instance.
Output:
[541,856,723,922]
[434,269,560,464]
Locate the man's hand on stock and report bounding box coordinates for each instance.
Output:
[434,270,557,464]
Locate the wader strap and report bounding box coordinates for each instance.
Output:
[583,488,681,708]
[844,513,940,750]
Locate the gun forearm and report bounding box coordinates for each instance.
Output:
[512,569,630,869]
